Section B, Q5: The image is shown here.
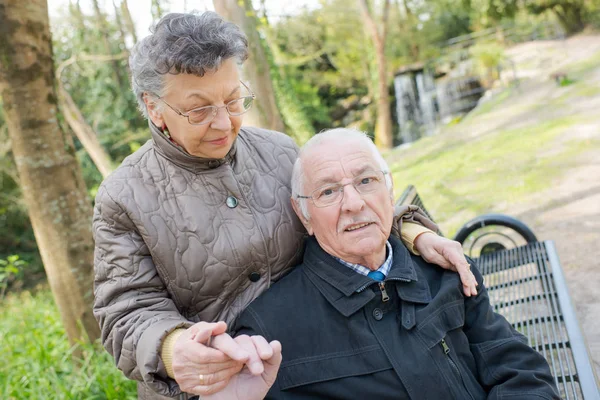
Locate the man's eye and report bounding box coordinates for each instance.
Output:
[359,175,378,185]
[318,188,335,198]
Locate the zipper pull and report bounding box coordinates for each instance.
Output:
[441,338,450,355]
[378,282,390,302]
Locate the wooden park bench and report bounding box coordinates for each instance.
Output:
[398,185,600,399]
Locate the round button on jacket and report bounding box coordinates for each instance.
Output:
[248,272,260,282]
[373,308,383,320]
[226,196,238,208]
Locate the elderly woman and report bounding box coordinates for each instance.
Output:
[92,11,476,400]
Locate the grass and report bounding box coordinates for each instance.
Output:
[387,115,599,236]
[0,288,136,400]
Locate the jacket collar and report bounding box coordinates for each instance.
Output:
[149,121,238,173]
[302,235,431,317]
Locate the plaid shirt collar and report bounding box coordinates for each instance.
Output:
[334,241,393,279]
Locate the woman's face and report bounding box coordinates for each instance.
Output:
[145,58,244,159]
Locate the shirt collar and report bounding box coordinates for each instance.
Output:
[334,241,393,278]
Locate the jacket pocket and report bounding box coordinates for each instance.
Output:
[415,298,465,349]
[277,345,393,391]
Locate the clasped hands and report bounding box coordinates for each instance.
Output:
[172,321,281,400]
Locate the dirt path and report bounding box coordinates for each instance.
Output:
[483,34,600,379]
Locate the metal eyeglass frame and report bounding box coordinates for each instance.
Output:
[154,80,256,125]
[296,170,389,208]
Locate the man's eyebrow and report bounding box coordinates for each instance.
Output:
[351,165,378,176]
[312,175,341,188]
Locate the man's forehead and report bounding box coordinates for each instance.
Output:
[303,142,380,185]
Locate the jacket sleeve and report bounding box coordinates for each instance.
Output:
[232,307,286,400]
[463,260,560,399]
[93,184,192,397]
[390,205,440,256]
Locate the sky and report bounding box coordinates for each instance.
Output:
[48,0,322,39]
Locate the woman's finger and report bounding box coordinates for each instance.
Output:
[188,377,230,396]
[198,363,243,386]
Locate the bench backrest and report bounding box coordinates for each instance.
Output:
[396,185,600,399]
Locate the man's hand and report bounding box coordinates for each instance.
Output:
[414,232,478,296]
[172,321,249,396]
[203,335,283,400]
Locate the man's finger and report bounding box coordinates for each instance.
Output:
[211,332,251,362]
[250,335,274,360]
[262,340,283,387]
[266,340,282,365]
[235,334,265,375]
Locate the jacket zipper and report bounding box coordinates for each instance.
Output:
[440,339,475,400]
[378,282,390,302]
[356,277,410,294]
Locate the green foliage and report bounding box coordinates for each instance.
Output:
[0,289,137,399]
[0,255,25,300]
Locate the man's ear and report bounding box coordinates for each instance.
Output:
[290,197,313,235]
[143,93,164,128]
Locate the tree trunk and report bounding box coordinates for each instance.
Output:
[58,85,114,178]
[112,0,129,52]
[91,0,127,90]
[120,0,138,43]
[358,0,393,149]
[213,0,286,133]
[0,0,100,345]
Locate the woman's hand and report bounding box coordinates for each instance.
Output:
[414,232,478,296]
[172,321,250,396]
[203,335,283,400]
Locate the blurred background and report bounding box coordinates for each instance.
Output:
[1,0,599,398]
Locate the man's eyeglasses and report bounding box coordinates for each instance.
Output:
[296,170,388,207]
[154,81,255,125]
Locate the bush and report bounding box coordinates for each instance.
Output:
[0,289,136,399]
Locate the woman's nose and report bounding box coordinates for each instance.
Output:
[210,106,232,130]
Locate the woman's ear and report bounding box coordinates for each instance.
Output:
[143,93,164,128]
[290,197,313,235]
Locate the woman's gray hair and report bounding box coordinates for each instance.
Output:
[130,11,249,118]
[291,128,393,220]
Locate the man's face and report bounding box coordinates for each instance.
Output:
[297,138,394,267]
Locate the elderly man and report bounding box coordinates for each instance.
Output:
[206,128,559,400]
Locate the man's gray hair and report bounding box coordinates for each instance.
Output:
[291,128,393,220]
[129,11,249,119]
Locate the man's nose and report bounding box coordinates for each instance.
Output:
[341,184,365,212]
[209,106,232,131]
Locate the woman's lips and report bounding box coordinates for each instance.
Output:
[208,136,228,146]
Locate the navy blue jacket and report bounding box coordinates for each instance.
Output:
[233,236,559,399]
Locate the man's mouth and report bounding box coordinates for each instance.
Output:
[345,222,374,232]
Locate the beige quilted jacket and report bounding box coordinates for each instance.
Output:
[93,123,306,398]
